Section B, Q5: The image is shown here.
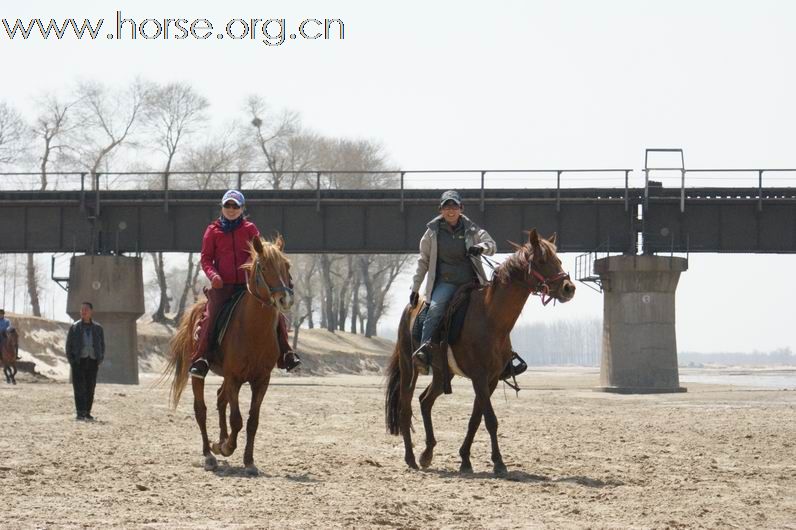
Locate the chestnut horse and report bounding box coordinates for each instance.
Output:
[166,236,293,476]
[385,229,575,474]
[1,328,19,385]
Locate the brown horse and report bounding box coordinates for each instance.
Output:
[166,236,294,476]
[385,229,576,474]
[2,328,19,385]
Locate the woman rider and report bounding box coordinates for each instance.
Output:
[189,189,301,378]
[410,190,496,372]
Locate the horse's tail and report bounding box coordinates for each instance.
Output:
[385,305,412,436]
[164,301,205,409]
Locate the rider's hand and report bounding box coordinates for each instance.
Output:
[409,291,419,308]
[467,245,484,257]
[211,275,223,289]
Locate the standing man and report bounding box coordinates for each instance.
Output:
[65,302,105,421]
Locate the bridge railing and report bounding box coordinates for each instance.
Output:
[0,169,635,212]
[644,168,796,212]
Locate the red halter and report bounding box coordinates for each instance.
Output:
[528,264,571,306]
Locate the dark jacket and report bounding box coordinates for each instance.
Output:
[65,320,105,364]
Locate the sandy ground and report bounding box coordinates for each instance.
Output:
[1,369,795,529]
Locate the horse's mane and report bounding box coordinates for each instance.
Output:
[241,237,290,272]
[493,237,558,284]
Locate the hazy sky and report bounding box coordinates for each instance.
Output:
[3,1,796,352]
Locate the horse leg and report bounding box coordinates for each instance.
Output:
[418,372,452,469]
[10,366,16,385]
[242,375,270,476]
[473,377,506,475]
[458,398,484,474]
[219,379,244,457]
[399,355,419,469]
[190,376,217,471]
[212,383,229,454]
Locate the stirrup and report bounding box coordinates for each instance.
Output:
[412,342,432,375]
[500,352,528,381]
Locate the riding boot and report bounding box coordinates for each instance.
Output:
[277,314,301,372]
[412,342,435,376]
[190,311,212,379]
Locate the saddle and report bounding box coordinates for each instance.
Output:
[411,283,475,349]
[410,284,528,394]
[199,288,247,362]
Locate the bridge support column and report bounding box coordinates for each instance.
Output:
[595,255,687,393]
[66,255,145,385]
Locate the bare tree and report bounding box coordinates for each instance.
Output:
[32,94,78,190]
[146,82,209,323]
[22,95,80,317]
[289,254,319,349]
[146,82,209,178]
[73,79,150,185]
[0,101,27,167]
[149,252,171,322]
[319,254,340,332]
[359,254,411,337]
[245,95,300,190]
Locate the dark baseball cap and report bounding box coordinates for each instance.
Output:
[439,190,462,207]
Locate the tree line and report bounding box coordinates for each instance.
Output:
[0,79,410,338]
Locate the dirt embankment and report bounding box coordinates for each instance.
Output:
[7,313,394,380]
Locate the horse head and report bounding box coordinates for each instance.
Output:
[498,229,576,304]
[245,235,294,312]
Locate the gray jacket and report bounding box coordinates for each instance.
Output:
[412,214,497,300]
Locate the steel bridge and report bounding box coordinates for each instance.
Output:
[1,154,795,256]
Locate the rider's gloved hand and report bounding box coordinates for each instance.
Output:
[211,275,223,289]
[409,291,419,308]
[467,245,484,257]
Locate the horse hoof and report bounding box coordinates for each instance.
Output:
[210,442,221,455]
[419,451,433,469]
[204,454,218,471]
[459,463,473,474]
[245,465,259,477]
[493,463,508,476]
[405,459,419,470]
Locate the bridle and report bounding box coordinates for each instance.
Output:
[527,264,571,306]
[246,256,293,308]
[482,249,571,306]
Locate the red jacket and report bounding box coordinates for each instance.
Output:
[200,218,261,285]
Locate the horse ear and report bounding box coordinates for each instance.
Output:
[527,228,540,249]
[252,237,264,254]
[547,232,557,245]
[275,234,285,251]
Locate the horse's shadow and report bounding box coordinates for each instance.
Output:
[209,461,322,483]
[421,468,621,487]
[210,461,267,478]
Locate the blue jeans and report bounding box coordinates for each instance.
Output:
[421,282,459,344]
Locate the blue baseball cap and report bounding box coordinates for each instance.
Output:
[221,189,245,206]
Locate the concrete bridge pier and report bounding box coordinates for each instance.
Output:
[595,255,688,393]
[66,255,145,385]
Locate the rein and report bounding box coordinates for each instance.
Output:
[247,258,293,308]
